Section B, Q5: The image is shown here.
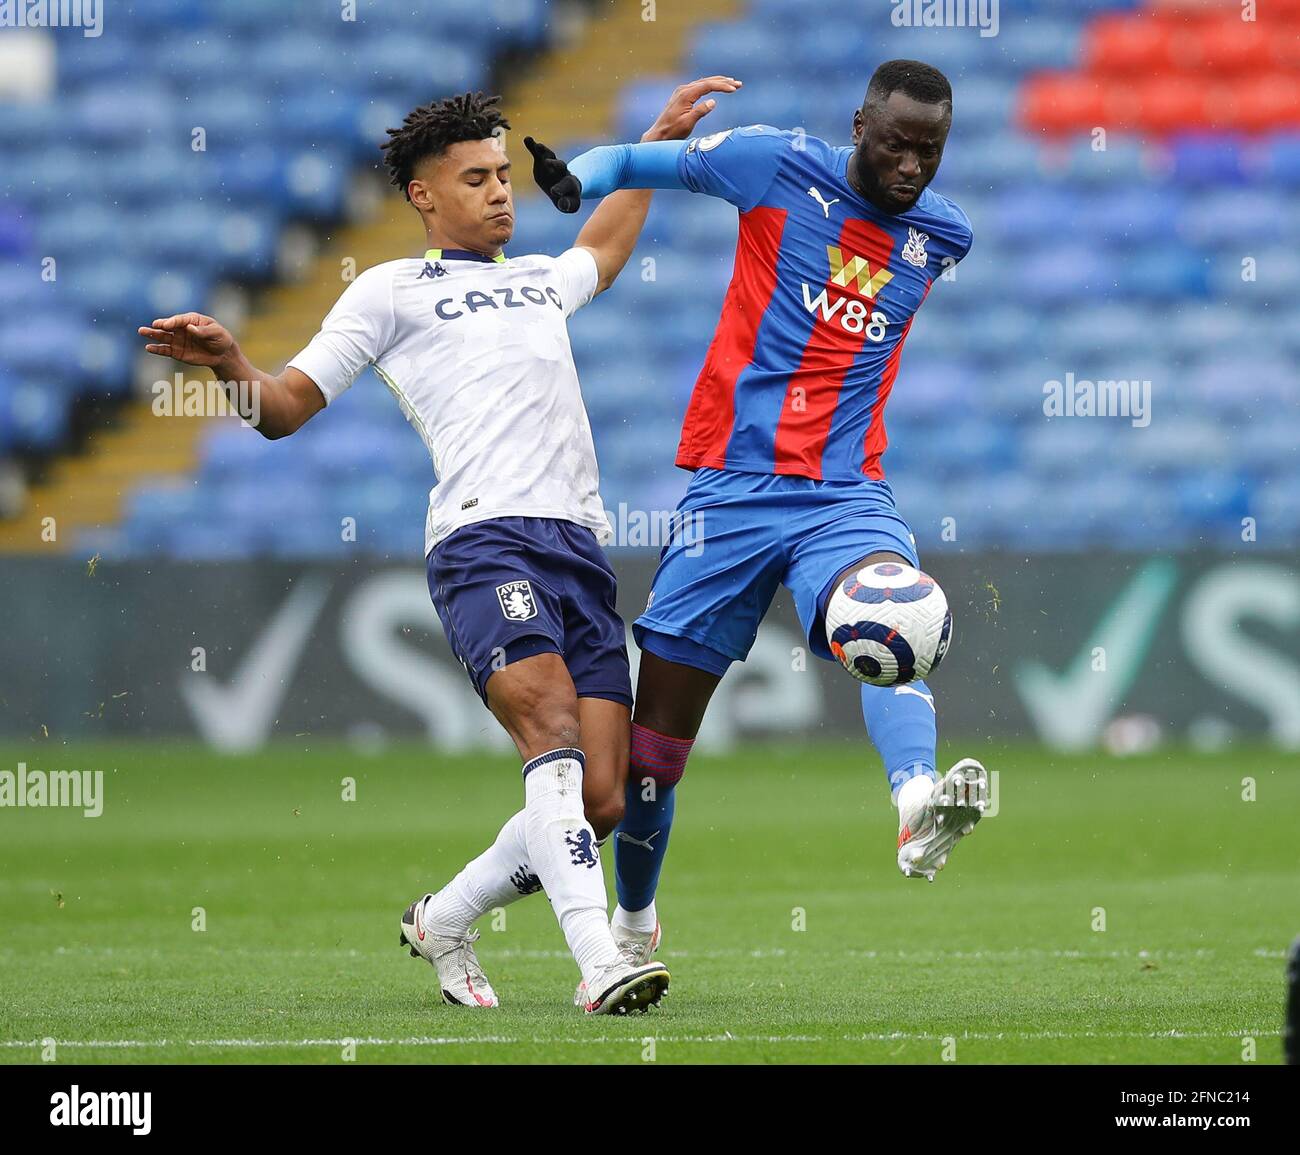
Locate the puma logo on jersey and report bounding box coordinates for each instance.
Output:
[807,186,840,217]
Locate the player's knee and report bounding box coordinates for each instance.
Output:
[503,683,581,756]
[525,703,581,754]
[632,698,706,742]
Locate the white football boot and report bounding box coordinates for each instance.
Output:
[582,959,670,1015]
[399,895,499,1007]
[896,758,988,882]
[574,920,662,1007]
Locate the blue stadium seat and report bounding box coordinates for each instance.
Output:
[71,83,181,145]
[988,19,1081,72]
[1170,134,1252,186]
[1265,133,1300,186]
[688,22,788,82]
[0,376,73,453]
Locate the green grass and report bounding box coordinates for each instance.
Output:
[0,741,1295,1064]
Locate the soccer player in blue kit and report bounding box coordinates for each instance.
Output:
[528,60,991,994]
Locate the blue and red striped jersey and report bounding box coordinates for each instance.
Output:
[674,124,973,481]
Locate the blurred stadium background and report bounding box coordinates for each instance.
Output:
[1,0,1297,750]
[1,0,1298,1068]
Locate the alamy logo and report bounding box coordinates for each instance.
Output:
[1,1,102,37]
[901,227,929,268]
[564,829,599,869]
[50,1086,151,1135]
[496,581,537,622]
[0,763,103,817]
[891,0,1000,38]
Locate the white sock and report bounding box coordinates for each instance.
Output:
[423,810,538,936]
[895,773,936,824]
[522,747,620,988]
[613,901,657,935]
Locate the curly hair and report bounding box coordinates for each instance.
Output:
[381,91,511,200]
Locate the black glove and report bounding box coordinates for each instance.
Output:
[525,136,583,213]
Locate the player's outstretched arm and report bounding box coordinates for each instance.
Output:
[528,76,740,294]
[526,137,685,211]
[526,75,741,220]
[137,312,325,439]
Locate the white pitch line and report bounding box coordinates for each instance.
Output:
[0,1029,1279,1050]
[31,946,1276,962]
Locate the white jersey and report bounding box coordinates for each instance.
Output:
[287,246,610,554]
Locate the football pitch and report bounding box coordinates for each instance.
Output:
[1,740,1294,1065]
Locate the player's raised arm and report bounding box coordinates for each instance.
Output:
[526,77,741,295]
[528,89,785,216]
[526,137,686,211]
[137,312,325,439]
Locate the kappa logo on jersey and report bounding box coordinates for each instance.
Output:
[418,261,448,279]
[496,580,538,621]
[901,227,929,268]
[564,828,599,869]
[827,245,894,297]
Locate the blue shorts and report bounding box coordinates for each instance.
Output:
[427,517,632,707]
[633,468,919,675]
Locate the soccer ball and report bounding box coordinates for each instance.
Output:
[824,562,952,686]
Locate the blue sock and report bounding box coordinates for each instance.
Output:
[613,723,692,912]
[614,784,676,912]
[861,680,938,798]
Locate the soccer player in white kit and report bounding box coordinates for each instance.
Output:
[138,79,741,1014]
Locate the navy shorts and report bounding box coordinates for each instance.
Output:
[427,516,632,708]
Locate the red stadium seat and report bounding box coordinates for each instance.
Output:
[1020,3,1300,138]
[1266,24,1300,70]
[1228,73,1300,131]
[1129,75,1214,134]
[1083,15,1178,73]
[1175,15,1272,74]
[1019,74,1109,135]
